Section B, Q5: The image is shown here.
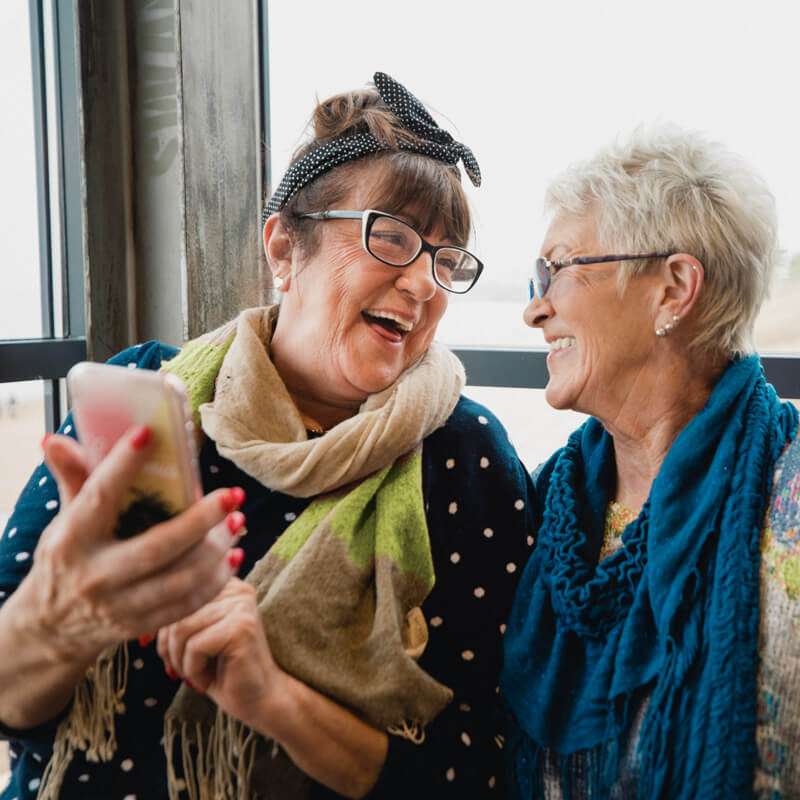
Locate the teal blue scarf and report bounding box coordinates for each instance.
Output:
[502,356,798,799]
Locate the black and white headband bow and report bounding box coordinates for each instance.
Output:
[263,72,481,223]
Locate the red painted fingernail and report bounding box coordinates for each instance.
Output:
[227,548,244,571]
[165,665,178,680]
[226,511,246,536]
[40,433,52,450]
[132,426,152,450]
[220,487,246,513]
[138,634,154,647]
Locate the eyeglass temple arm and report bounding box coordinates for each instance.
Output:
[300,210,364,220]
[574,252,675,265]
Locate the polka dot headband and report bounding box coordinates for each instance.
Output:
[263,71,482,223]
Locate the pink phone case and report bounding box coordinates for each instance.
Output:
[67,362,202,537]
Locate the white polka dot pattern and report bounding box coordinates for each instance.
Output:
[263,72,481,220]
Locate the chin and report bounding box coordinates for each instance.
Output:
[346,362,403,396]
[544,380,578,411]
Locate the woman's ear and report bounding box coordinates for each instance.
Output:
[263,213,294,292]
[654,253,704,333]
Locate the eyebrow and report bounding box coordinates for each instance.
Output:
[542,242,572,260]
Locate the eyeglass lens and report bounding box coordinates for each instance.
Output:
[367,215,480,293]
[530,257,550,299]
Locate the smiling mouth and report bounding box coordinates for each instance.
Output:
[548,337,577,353]
[362,311,413,342]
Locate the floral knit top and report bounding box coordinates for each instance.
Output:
[600,430,800,799]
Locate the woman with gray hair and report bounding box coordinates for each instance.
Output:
[502,126,800,799]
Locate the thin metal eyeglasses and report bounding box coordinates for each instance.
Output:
[297,209,484,294]
[529,252,675,300]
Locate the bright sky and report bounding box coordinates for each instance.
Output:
[268,0,800,301]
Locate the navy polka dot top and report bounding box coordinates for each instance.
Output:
[0,342,537,799]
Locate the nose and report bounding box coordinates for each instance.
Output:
[395,252,437,302]
[523,294,553,328]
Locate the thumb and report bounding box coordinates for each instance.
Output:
[43,434,91,505]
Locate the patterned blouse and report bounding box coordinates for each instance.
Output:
[596,430,800,799]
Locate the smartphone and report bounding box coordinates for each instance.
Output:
[66,362,203,538]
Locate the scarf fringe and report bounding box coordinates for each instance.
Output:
[165,710,258,800]
[37,642,130,800]
[387,718,426,744]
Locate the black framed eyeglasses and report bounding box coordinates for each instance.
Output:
[297,209,484,295]
[528,252,675,300]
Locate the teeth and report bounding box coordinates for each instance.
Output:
[364,309,414,332]
[549,337,576,352]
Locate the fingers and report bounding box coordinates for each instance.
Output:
[176,618,233,693]
[42,434,91,505]
[157,580,253,692]
[104,517,244,627]
[125,554,240,641]
[61,425,154,546]
[100,488,246,589]
[157,591,233,688]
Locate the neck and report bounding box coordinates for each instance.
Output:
[269,322,363,431]
[600,356,725,512]
[287,388,360,431]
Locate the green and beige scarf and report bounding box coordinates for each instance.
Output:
[39,306,465,800]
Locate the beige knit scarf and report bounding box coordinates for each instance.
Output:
[39,306,465,800]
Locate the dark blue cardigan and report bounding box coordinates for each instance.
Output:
[0,341,537,799]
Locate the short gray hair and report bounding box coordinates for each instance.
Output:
[544,124,779,357]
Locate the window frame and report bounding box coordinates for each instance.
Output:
[0,0,86,431]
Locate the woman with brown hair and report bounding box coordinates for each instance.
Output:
[0,73,533,799]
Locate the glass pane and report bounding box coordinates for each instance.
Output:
[755,264,800,351]
[0,4,43,341]
[0,381,45,528]
[268,3,799,353]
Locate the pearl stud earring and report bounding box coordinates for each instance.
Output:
[656,314,681,337]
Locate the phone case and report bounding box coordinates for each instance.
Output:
[67,362,202,538]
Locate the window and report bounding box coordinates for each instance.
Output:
[0,4,42,342]
[0,0,86,436]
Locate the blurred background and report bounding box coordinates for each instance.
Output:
[1,0,799,778]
